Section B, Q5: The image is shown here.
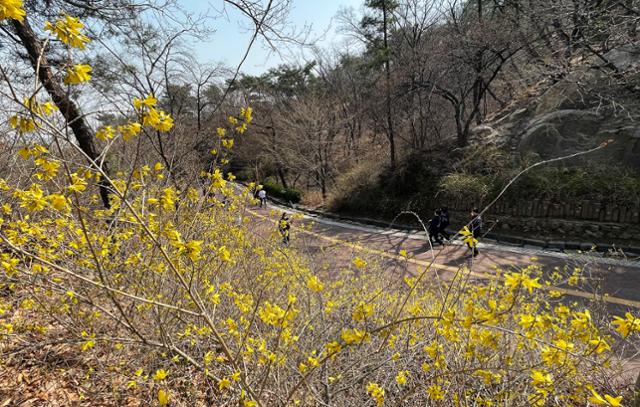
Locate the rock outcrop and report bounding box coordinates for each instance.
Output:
[470,45,640,168]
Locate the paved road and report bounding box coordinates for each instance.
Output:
[250,206,640,315]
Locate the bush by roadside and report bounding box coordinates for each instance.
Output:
[262,180,302,204]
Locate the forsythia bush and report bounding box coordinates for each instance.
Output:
[0,2,639,406]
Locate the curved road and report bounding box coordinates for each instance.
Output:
[251,205,640,315]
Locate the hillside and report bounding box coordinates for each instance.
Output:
[327,43,640,246]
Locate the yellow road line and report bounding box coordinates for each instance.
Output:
[251,209,640,309]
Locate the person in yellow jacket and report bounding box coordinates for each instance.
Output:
[468,208,482,257]
[278,212,291,245]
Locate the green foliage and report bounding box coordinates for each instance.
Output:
[332,148,640,221]
[458,145,510,177]
[233,63,317,98]
[360,0,399,62]
[506,165,640,205]
[438,173,490,203]
[330,160,384,213]
[262,180,302,204]
[330,152,446,217]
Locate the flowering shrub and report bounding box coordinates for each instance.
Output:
[0,4,638,406]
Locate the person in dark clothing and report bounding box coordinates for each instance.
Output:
[468,208,483,257]
[279,212,291,245]
[438,207,451,241]
[428,209,444,245]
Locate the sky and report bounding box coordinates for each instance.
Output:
[178,0,363,75]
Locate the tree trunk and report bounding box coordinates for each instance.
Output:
[277,166,288,189]
[382,0,396,169]
[270,122,288,189]
[196,86,202,135]
[455,103,467,147]
[12,18,112,208]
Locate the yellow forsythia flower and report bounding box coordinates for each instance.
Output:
[306,275,324,292]
[45,15,91,49]
[142,108,173,132]
[154,111,174,132]
[352,301,374,322]
[341,328,368,344]
[366,382,384,406]
[153,369,168,381]
[23,97,56,116]
[0,0,25,21]
[588,388,608,405]
[426,384,445,401]
[522,276,542,294]
[47,194,69,211]
[9,115,36,133]
[218,246,231,262]
[96,126,115,141]
[133,94,157,110]
[221,139,234,149]
[157,389,169,406]
[612,312,640,337]
[395,370,408,385]
[218,377,231,391]
[326,341,342,357]
[605,395,623,407]
[241,106,253,123]
[64,64,92,85]
[530,369,552,387]
[118,122,142,141]
[68,173,87,193]
[352,257,367,269]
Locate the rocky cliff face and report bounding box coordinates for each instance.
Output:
[471,45,640,169]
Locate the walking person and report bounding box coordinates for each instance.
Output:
[279,212,291,246]
[438,207,451,242]
[468,208,483,257]
[428,209,444,246]
[258,188,267,208]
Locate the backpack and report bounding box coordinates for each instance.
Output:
[429,215,440,231]
[440,213,450,228]
[471,216,483,235]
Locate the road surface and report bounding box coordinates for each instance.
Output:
[250,205,640,315]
